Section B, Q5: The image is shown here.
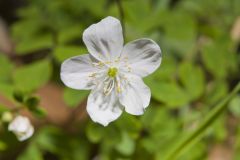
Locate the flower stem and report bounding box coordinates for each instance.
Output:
[115,0,125,39]
[164,82,240,160]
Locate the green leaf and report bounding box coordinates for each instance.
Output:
[25,96,40,109]
[209,115,227,141]
[15,34,53,55]
[11,15,43,40]
[123,0,159,34]
[229,95,240,117]
[86,122,104,143]
[58,25,83,44]
[34,126,90,160]
[174,141,206,160]
[145,55,177,82]
[115,132,135,156]
[0,104,8,114]
[0,54,13,82]
[13,59,52,92]
[159,10,197,56]
[201,39,237,79]
[53,45,87,63]
[205,81,228,105]
[63,88,89,108]
[141,107,179,137]
[17,144,43,160]
[76,0,107,17]
[179,62,205,100]
[0,140,7,151]
[116,113,142,139]
[31,107,47,118]
[24,96,46,118]
[141,106,180,154]
[35,127,61,153]
[13,90,24,103]
[147,81,190,108]
[101,126,121,151]
[0,83,15,100]
[164,82,240,160]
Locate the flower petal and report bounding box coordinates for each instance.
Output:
[87,83,123,126]
[8,115,34,141]
[83,16,124,62]
[119,74,151,115]
[61,54,106,90]
[18,126,34,141]
[120,38,162,77]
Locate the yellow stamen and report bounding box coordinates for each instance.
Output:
[108,67,118,77]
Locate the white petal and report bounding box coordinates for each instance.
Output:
[8,116,28,132]
[119,74,151,115]
[61,54,106,90]
[18,126,34,141]
[83,16,124,62]
[8,115,34,141]
[87,82,122,126]
[120,38,162,77]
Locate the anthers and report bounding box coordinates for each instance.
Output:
[107,67,118,77]
[103,78,114,95]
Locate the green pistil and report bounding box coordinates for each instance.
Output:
[108,67,118,77]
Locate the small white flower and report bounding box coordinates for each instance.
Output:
[8,115,34,141]
[61,16,162,126]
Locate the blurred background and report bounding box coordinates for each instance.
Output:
[0,0,240,159]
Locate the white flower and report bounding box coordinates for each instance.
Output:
[8,115,34,141]
[61,16,162,126]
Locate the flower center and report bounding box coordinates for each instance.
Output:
[107,67,118,77]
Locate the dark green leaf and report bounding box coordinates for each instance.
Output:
[53,45,87,63]
[13,59,52,92]
[13,90,24,103]
[115,132,135,156]
[63,88,89,108]
[179,62,205,100]
[148,81,190,108]
[31,107,47,118]
[25,96,40,110]
[86,122,104,143]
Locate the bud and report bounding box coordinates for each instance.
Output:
[1,112,13,123]
[8,115,34,141]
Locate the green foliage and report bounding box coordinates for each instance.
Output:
[115,132,135,156]
[86,122,105,143]
[149,81,190,107]
[179,61,205,100]
[0,54,13,83]
[18,126,90,160]
[0,140,7,151]
[17,144,43,160]
[201,39,238,79]
[25,96,40,109]
[53,45,87,63]
[159,10,197,56]
[13,90,24,103]
[63,88,89,107]
[24,96,47,118]
[164,83,240,160]
[229,95,240,117]
[13,59,52,92]
[0,83,15,100]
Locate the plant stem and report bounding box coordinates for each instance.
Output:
[164,82,240,160]
[115,0,125,39]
